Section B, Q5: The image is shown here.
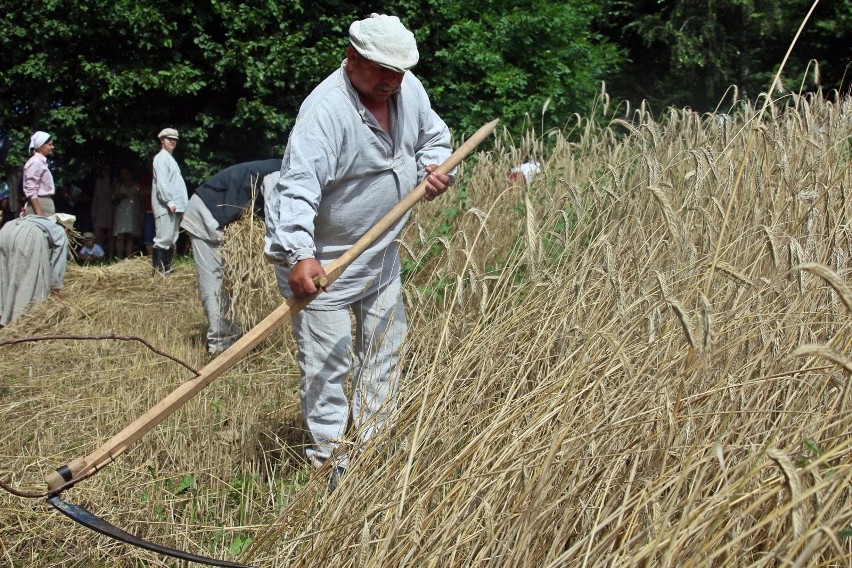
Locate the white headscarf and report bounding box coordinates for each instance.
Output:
[29,131,51,153]
[48,213,76,229]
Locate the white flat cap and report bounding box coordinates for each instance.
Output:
[349,14,418,73]
[158,128,179,140]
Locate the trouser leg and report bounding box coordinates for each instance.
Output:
[351,276,407,442]
[291,306,353,467]
[154,213,181,274]
[190,237,241,353]
[153,212,180,250]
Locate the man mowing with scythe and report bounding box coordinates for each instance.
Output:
[8,13,494,567]
[264,13,454,490]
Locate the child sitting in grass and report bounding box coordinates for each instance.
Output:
[78,231,105,264]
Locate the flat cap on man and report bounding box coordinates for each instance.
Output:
[158,128,180,140]
[349,13,419,73]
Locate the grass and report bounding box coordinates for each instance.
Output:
[1,88,851,566]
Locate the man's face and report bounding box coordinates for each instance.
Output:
[346,47,405,104]
[161,137,178,153]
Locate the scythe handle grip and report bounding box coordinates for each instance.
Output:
[46,118,499,492]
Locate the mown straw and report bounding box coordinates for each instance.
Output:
[220,198,281,330]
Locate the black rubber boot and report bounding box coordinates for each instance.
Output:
[152,248,167,274]
[163,248,174,274]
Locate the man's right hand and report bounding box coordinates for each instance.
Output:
[289,258,327,298]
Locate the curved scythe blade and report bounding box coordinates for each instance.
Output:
[47,495,253,568]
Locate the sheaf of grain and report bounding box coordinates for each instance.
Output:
[649,185,678,240]
[699,293,714,354]
[357,518,371,568]
[762,225,778,267]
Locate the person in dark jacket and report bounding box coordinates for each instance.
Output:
[180,159,281,354]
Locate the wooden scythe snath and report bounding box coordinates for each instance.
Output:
[4,119,498,567]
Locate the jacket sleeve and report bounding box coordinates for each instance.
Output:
[413,81,453,182]
[264,119,337,266]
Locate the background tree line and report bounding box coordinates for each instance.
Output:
[0,0,848,187]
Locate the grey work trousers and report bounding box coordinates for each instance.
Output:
[291,276,407,468]
[153,211,181,250]
[190,236,242,353]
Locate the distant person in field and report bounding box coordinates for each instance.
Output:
[91,165,115,258]
[181,159,281,355]
[58,182,91,232]
[23,131,56,217]
[78,231,105,264]
[139,166,155,257]
[0,187,13,230]
[0,213,75,327]
[507,161,541,186]
[151,128,187,273]
[264,13,454,490]
[113,165,142,258]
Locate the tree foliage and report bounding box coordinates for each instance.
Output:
[0,0,848,187]
[1,0,620,185]
[601,0,852,111]
[0,0,356,183]
[391,0,622,135]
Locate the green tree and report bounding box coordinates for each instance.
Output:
[1,0,622,186]
[601,0,851,112]
[392,0,622,136]
[0,0,355,184]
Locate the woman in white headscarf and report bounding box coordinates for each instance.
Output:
[0,212,74,327]
[23,131,56,216]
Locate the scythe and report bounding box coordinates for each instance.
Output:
[3,119,498,566]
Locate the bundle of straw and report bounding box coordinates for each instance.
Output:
[220,200,280,330]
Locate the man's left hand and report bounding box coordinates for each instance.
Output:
[424,164,452,201]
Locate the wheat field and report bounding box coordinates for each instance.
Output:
[1,89,850,567]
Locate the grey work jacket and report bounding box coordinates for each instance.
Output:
[152,149,188,217]
[264,61,452,308]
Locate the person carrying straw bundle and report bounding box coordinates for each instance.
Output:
[181,159,281,354]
